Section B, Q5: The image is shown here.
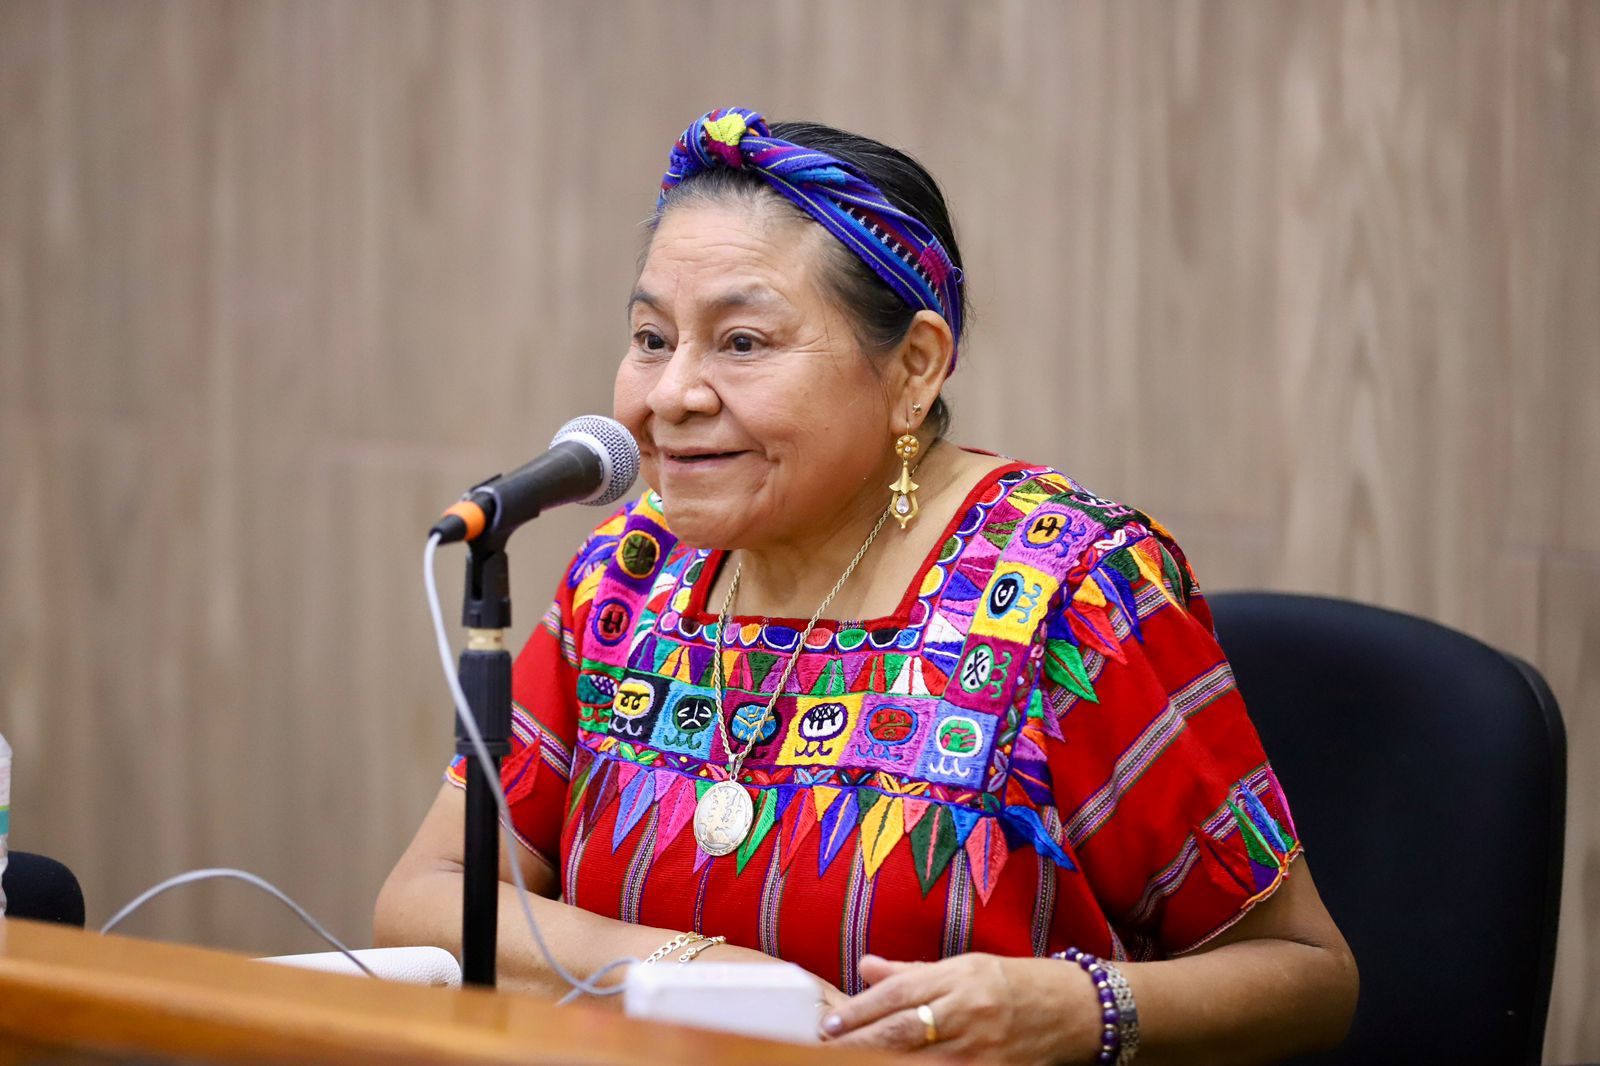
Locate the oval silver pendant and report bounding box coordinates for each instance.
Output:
[693,779,754,857]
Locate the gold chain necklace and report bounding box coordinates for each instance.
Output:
[690,506,893,857]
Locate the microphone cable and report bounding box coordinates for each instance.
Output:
[424,533,637,999]
[93,537,640,1002]
[101,868,378,979]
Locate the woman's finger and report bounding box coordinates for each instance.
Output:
[813,976,847,1017]
[829,991,965,1054]
[822,957,960,1038]
[858,953,917,986]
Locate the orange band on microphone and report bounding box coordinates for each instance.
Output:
[443,501,487,541]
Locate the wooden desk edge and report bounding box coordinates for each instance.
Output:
[0,919,944,1065]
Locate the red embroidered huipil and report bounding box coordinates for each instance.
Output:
[447,463,1301,994]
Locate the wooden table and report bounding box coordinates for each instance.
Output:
[0,919,938,1065]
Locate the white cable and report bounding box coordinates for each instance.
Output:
[101,867,378,979]
[94,540,634,1000]
[424,533,635,998]
[556,957,634,1006]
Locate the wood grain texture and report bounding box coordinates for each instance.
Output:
[0,2,1594,1060]
[0,918,917,1065]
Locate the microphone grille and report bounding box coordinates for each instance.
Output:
[550,415,641,507]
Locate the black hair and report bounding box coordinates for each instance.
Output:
[651,120,967,439]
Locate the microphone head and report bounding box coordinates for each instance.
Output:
[550,415,640,506]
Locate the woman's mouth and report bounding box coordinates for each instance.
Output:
[664,450,745,465]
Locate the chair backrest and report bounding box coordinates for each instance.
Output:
[0,851,85,927]
[1207,592,1566,1066]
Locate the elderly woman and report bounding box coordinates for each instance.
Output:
[376,108,1358,1063]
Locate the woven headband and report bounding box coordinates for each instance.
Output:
[658,107,964,368]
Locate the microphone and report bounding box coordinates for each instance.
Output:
[430,415,640,545]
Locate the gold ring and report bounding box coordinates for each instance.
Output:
[916,1002,938,1045]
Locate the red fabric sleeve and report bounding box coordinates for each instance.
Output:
[1046,533,1301,957]
[444,577,586,868]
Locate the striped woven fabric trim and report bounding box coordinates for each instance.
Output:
[757,843,787,958]
[517,706,574,781]
[562,802,594,905]
[1133,578,1175,620]
[508,704,540,746]
[1029,806,1063,957]
[1063,661,1238,847]
[941,848,975,959]
[839,850,874,994]
[1125,764,1280,926]
[542,600,577,666]
[618,809,658,925]
[692,860,711,936]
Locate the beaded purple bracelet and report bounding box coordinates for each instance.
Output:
[1053,947,1124,1065]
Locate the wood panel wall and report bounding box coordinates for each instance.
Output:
[1,2,1594,1059]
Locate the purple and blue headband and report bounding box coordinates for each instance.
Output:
[658,107,964,369]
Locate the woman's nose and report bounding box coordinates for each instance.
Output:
[646,344,719,422]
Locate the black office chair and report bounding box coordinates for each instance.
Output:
[1208,592,1566,1066]
[1,851,86,927]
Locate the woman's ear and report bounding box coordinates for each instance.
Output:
[895,310,954,428]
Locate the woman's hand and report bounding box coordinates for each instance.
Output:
[817,976,850,1027]
[820,953,1100,1064]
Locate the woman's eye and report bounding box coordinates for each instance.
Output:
[729,334,757,354]
[635,330,667,353]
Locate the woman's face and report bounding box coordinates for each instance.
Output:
[615,200,894,550]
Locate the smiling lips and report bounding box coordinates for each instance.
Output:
[663,449,745,464]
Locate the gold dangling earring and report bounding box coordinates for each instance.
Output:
[891,433,921,530]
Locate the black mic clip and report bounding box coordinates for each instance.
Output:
[428,475,505,548]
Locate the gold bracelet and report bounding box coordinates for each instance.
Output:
[643,932,698,965]
[677,935,725,964]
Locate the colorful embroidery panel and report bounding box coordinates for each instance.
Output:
[445,461,1300,987]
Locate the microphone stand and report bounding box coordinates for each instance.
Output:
[456,529,514,988]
